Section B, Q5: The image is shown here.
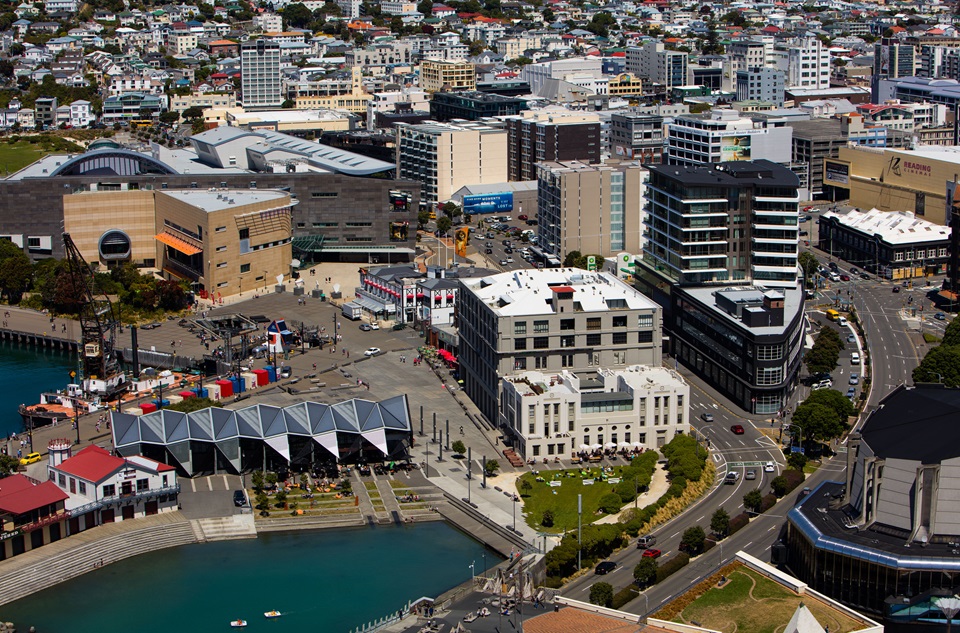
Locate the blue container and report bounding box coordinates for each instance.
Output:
[153,399,170,407]
[230,377,242,393]
[265,366,277,382]
[193,387,209,398]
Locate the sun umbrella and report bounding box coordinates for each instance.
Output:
[619,442,632,449]
[579,444,591,451]
[632,442,644,447]
[591,443,603,451]
[604,442,617,450]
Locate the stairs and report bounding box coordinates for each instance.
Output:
[192,515,257,541]
[256,514,366,532]
[0,514,198,607]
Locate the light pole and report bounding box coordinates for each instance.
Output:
[512,496,516,531]
[469,561,475,582]
[577,494,582,571]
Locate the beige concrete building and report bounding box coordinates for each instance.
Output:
[170,91,237,113]
[293,67,372,114]
[171,33,198,55]
[536,159,648,259]
[224,108,354,133]
[396,121,507,206]
[823,145,960,226]
[420,59,476,93]
[63,188,293,297]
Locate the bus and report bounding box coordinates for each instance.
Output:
[129,119,155,129]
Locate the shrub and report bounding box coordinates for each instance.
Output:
[703,538,716,552]
[589,582,613,607]
[656,552,690,583]
[680,526,706,555]
[760,493,777,512]
[743,489,763,513]
[541,509,554,527]
[787,452,808,471]
[599,492,623,514]
[633,557,658,587]
[783,468,806,493]
[771,475,788,497]
[728,512,750,535]
[611,584,639,609]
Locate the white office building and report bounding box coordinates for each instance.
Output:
[666,109,792,166]
[776,37,830,90]
[241,39,282,108]
[500,365,690,461]
[625,41,688,89]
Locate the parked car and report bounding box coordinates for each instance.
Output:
[485,248,493,254]
[359,323,373,331]
[141,322,162,330]
[233,490,246,507]
[700,413,714,422]
[279,366,292,378]
[851,352,860,364]
[849,373,860,385]
[847,334,856,343]
[812,379,833,390]
[893,286,901,293]
[840,274,850,282]
[19,452,41,465]
[764,461,775,473]
[731,424,745,435]
[850,267,859,275]
[799,231,808,237]
[641,548,662,559]
[364,347,381,357]
[595,561,617,575]
[860,273,871,280]
[517,214,528,221]
[847,387,857,399]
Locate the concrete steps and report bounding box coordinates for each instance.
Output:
[0,520,198,607]
[255,514,366,532]
[193,515,257,541]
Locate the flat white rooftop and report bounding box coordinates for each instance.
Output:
[822,208,950,245]
[159,189,288,213]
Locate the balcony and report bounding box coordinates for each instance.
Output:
[20,511,69,534]
[69,484,181,517]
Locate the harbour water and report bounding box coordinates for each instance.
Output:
[0,338,75,438]
[1,523,498,633]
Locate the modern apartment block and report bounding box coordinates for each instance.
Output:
[666,109,791,166]
[240,39,282,108]
[395,121,507,206]
[420,59,476,93]
[458,268,662,426]
[625,41,688,89]
[735,67,785,106]
[504,109,601,181]
[776,37,830,90]
[874,42,916,80]
[641,159,800,288]
[536,159,647,259]
[609,110,665,164]
[429,91,527,122]
[500,365,689,461]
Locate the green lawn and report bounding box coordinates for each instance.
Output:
[678,565,865,633]
[517,466,637,533]
[0,142,49,175]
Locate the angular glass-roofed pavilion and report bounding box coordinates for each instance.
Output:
[110,395,412,477]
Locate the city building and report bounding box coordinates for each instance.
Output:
[345,42,416,75]
[609,110,665,164]
[420,59,476,93]
[504,108,601,182]
[366,88,430,131]
[0,474,69,560]
[48,444,179,524]
[102,93,166,122]
[450,181,538,218]
[666,109,792,167]
[818,208,950,279]
[292,67,371,114]
[34,96,57,128]
[63,187,293,297]
[458,268,662,427]
[240,39,282,108]
[429,91,527,122]
[873,41,916,81]
[735,67,785,107]
[395,121,507,206]
[625,41,688,90]
[536,159,646,260]
[500,365,689,461]
[112,396,412,476]
[777,37,830,90]
[520,58,606,97]
[785,385,960,616]
[875,76,960,109]
[352,264,425,324]
[170,91,237,113]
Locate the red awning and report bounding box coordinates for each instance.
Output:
[156,232,202,256]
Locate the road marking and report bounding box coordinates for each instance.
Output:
[696,515,704,521]
[670,531,680,538]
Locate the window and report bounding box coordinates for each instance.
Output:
[638,331,653,343]
[533,337,549,349]
[215,226,226,233]
[137,478,149,492]
[612,332,627,345]
[535,356,548,369]
[514,321,527,335]
[528,404,535,418]
[69,478,76,493]
[217,262,227,268]
[162,475,168,488]
[560,335,575,348]
[103,484,116,497]
[240,263,251,273]
[638,314,654,328]
[612,315,627,327]
[529,422,535,434]
[560,318,575,330]
[239,228,249,240]
[586,333,601,346]
[514,358,527,370]
[514,338,527,351]
[586,317,601,330]
[613,351,625,364]
[311,192,338,198]
[216,245,226,252]
[533,320,549,333]
[79,481,86,494]
[532,445,540,456]
[561,354,574,368]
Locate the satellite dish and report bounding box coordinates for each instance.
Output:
[276,274,284,285]
[291,259,301,268]
[333,283,341,293]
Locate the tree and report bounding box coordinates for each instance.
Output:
[436,215,452,235]
[0,240,32,303]
[182,106,205,121]
[541,509,554,527]
[441,201,460,218]
[804,327,843,375]
[485,459,500,475]
[791,401,847,444]
[589,582,613,607]
[771,475,788,497]
[743,489,763,513]
[451,439,466,455]
[599,492,622,514]
[803,388,855,421]
[710,508,730,538]
[798,251,819,285]
[787,452,808,471]
[159,110,180,124]
[519,478,532,495]
[563,250,583,267]
[680,526,706,555]
[283,2,313,28]
[633,557,658,587]
[0,454,19,476]
[913,345,960,387]
[252,470,264,492]
[585,11,615,37]
[417,209,431,229]
[940,317,960,347]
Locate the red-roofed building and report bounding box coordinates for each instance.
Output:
[48,443,179,527]
[0,474,70,560]
[208,39,238,57]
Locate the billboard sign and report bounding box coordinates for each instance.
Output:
[463,192,514,214]
[720,135,751,162]
[825,161,849,185]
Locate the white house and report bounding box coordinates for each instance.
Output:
[69,99,94,127]
[47,443,179,527]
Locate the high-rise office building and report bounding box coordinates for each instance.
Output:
[735,67,785,106]
[504,109,601,181]
[625,41,688,89]
[609,110,665,164]
[666,109,791,167]
[241,39,282,108]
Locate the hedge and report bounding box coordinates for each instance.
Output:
[760,493,778,513]
[656,552,690,583]
[728,512,750,536]
[783,468,806,493]
[611,584,640,609]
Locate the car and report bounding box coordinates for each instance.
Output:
[506,257,514,263]
[19,452,41,466]
[486,241,493,247]
[893,286,901,293]
[829,262,839,270]
[637,535,657,548]
[359,323,373,331]
[850,267,859,275]
[725,471,740,484]
[499,259,508,266]
[279,366,292,378]
[849,373,860,385]
[369,323,380,330]
[141,322,162,330]
[840,274,850,282]
[803,206,814,212]
[764,461,775,473]
[847,334,856,343]
[700,412,714,422]
[860,273,871,280]
[364,347,381,357]
[935,312,947,320]
[745,470,757,480]
[526,219,538,226]
[799,231,808,237]
[517,214,528,221]
[851,352,860,364]
[812,379,833,390]
[847,387,857,399]
[485,232,495,239]
[233,490,246,507]
[504,247,513,254]
[485,248,493,254]
[641,548,662,559]
[595,561,617,575]
[798,487,812,500]
[502,240,511,246]
[731,424,745,435]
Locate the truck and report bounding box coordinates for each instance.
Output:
[341,302,363,321]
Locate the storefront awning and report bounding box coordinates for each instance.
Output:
[355,296,396,313]
[156,232,202,256]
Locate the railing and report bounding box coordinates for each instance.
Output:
[67,484,181,518]
[21,511,69,534]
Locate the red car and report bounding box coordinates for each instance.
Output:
[731,424,745,435]
[517,214,528,221]
[642,548,662,559]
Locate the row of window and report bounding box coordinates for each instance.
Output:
[513,314,654,335]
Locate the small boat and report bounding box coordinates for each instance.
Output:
[230,620,247,628]
[264,611,282,619]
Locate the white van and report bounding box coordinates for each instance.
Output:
[851,352,860,364]
[837,316,848,326]
[829,272,841,282]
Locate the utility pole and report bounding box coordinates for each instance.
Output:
[577,494,582,571]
